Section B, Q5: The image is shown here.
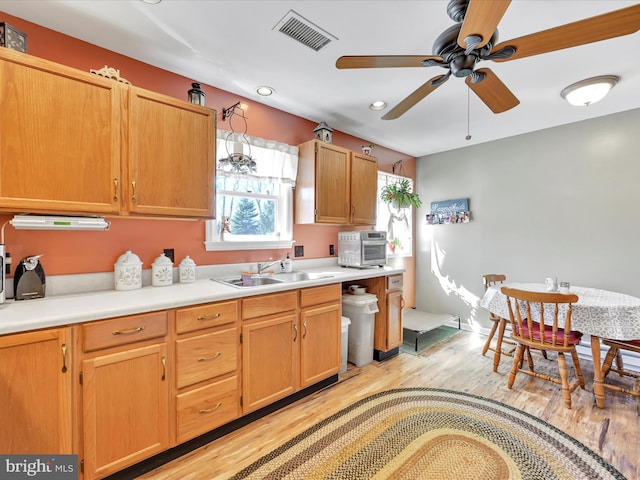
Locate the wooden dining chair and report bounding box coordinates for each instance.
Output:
[600,338,640,401]
[501,287,585,409]
[482,274,516,372]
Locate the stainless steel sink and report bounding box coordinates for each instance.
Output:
[213,275,285,288]
[273,272,335,282]
[212,271,334,288]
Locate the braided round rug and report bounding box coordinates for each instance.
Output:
[230,388,625,480]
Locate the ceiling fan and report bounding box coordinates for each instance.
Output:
[336,0,640,120]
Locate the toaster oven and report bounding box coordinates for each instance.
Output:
[338,231,387,268]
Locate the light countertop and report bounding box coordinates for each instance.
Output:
[0,264,404,335]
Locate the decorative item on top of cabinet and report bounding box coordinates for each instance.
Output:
[89,65,131,84]
[295,139,377,225]
[0,22,27,53]
[187,82,206,106]
[313,121,333,144]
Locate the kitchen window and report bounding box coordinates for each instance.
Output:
[204,130,298,251]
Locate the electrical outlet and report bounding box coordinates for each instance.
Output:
[329,244,335,256]
[163,248,175,263]
[294,245,304,257]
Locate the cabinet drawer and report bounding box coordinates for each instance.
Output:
[176,300,238,334]
[242,291,298,320]
[300,283,341,308]
[176,376,238,444]
[388,274,403,290]
[175,327,238,389]
[82,311,167,352]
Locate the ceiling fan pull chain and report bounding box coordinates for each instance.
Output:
[465,86,472,141]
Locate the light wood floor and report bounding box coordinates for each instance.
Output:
[138,331,638,480]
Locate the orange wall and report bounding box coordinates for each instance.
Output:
[0,12,416,306]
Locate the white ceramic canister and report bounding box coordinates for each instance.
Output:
[151,253,174,287]
[179,255,196,284]
[114,250,143,290]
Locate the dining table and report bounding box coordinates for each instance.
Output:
[480,282,640,408]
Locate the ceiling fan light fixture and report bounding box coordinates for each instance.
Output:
[369,100,387,111]
[256,86,275,96]
[560,75,620,107]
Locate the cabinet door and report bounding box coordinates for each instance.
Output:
[0,328,72,454]
[82,343,169,479]
[315,143,350,224]
[0,50,121,214]
[386,290,404,350]
[300,302,341,388]
[242,314,297,413]
[127,87,215,218]
[350,152,378,225]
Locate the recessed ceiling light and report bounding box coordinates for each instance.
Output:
[369,100,387,111]
[257,86,275,96]
[560,75,620,107]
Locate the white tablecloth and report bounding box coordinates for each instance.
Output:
[480,282,640,340]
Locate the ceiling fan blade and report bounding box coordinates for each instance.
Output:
[336,55,443,69]
[492,4,640,62]
[458,0,511,50]
[382,74,449,120]
[465,68,519,113]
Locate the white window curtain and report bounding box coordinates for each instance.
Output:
[216,129,298,184]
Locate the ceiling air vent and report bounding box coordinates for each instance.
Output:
[274,10,337,52]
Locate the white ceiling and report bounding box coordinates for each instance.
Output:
[2,0,640,157]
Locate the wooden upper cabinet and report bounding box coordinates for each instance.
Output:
[350,152,378,225]
[126,87,215,218]
[0,49,215,219]
[0,49,121,214]
[295,140,377,225]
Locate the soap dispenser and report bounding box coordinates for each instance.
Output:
[283,253,293,273]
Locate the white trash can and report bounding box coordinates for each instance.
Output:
[340,316,351,374]
[342,293,379,367]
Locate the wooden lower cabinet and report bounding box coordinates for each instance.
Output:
[242,286,341,413]
[80,312,169,480]
[300,285,342,387]
[174,300,240,444]
[353,275,404,356]
[0,328,73,454]
[242,311,298,413]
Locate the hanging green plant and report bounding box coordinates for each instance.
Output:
[380,178,422,209]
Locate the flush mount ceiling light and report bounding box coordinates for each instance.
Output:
[369,100,387,111]
[140,0,161,4]
[560,75,620,107]
[256,86,275,96]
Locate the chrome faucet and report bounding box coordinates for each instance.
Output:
[256,259,283,274]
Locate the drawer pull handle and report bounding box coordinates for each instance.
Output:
[161,356,167,381]
[113,178,119,202]
[61,343,68,373]
[112,326,145,335]
[303,321,307,339]
[197,352,221,362]
[197,313,222,321]
[131,180,137,203]
[199,402,222,414]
